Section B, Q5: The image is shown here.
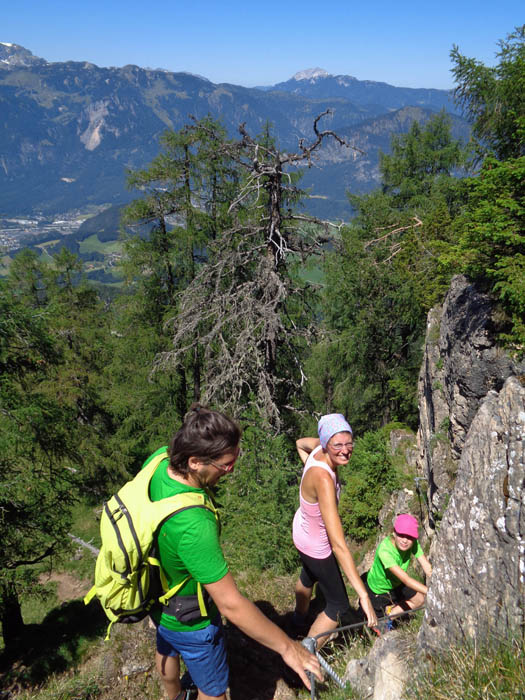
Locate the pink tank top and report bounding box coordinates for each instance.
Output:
[292,445,341,559]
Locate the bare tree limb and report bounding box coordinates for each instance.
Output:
[364,216,423,248]
[155,115,356,429]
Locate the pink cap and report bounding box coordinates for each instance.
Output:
[394,513,418,538]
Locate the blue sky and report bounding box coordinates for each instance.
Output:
[2,1,522,89]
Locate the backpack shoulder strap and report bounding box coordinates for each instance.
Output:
[148,475,218,610]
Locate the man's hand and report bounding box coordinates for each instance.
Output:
[281,639,323,690]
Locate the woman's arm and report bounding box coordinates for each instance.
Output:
[205,573,322,689]
[295,437,321,465]
[315,473,377,627]
[387,564,428,595]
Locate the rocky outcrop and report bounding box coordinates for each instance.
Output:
[345,276,524,697]
[418,375,525,651]
[417,275,523,519]
[344,630,410,700]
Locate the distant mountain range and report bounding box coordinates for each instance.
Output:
[0,43,469,220]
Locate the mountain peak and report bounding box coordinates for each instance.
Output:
[0,42,46,68]
[292,68,331,81]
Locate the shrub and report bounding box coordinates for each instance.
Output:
[339,429,400,542]
[218,424,301,574]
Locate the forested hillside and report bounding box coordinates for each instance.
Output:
[0,26,523,699]
[0,43,467,219]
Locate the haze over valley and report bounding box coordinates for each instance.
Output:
[0,41,469,258]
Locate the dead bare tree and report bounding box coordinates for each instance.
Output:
[364,216,423,263]
[154,112,360,430]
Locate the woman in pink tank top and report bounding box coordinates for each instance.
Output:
[292,414,377,647]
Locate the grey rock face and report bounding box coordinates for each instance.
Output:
[344,630,410,700]
[418,375,525,651]
[418,275,523,518]
[389,428,418,470]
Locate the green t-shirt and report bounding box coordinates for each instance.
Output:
[366,535,423,594]
[144,447,228,631]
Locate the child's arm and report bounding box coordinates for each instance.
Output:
[417,554,432,579]
[295,437,320,465]
[387,564,428,595]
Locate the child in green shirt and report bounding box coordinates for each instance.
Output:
[365,513,432,619]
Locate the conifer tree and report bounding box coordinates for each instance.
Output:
[155,112,352,431]
[449,26,525,354]
[313,113,468,430]
[107,118,239,464]
[0,282,80,650]
[451,25,525,161]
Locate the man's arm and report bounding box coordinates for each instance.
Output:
[205,573,322,689]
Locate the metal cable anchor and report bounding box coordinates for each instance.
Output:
[302,636,347,695]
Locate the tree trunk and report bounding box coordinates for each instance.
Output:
[193,344,201,402]
[1,582,24,651]
[177,364,188,417]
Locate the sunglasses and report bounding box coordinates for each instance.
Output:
[207,451,239,473]
[329,441,353,453]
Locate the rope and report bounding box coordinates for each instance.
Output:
[302,604,426,699]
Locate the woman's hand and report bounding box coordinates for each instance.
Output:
[359,595,378,628]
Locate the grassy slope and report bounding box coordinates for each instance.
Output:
[2,519,523,700]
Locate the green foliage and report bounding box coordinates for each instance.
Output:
[7,248,48,307]
[1,247,121,648]
[321,227,424,431]
[445,27,525,353]
[315,199,426,432]
[447,156,525,353]
[218,422,300,574]
[339,429,400,542]
[308,113,468,431]
[0,282,80,646]
[380,111,468,209]
[109,116,239,452]
[7,248,116,488]
[451,26,525,161]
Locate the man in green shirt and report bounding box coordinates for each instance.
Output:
[148,406,321,700]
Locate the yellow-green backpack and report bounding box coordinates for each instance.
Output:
[84,451,217,639]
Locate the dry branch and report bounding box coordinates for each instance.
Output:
[364,216,423,248]
[155,115,357,429]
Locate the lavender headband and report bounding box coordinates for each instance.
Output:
[318,413,352,449]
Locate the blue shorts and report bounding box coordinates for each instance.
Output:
[156,616,229,697]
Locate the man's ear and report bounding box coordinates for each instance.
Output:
[187,455,201,471]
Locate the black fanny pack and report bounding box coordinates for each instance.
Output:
[163,590,211,624]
